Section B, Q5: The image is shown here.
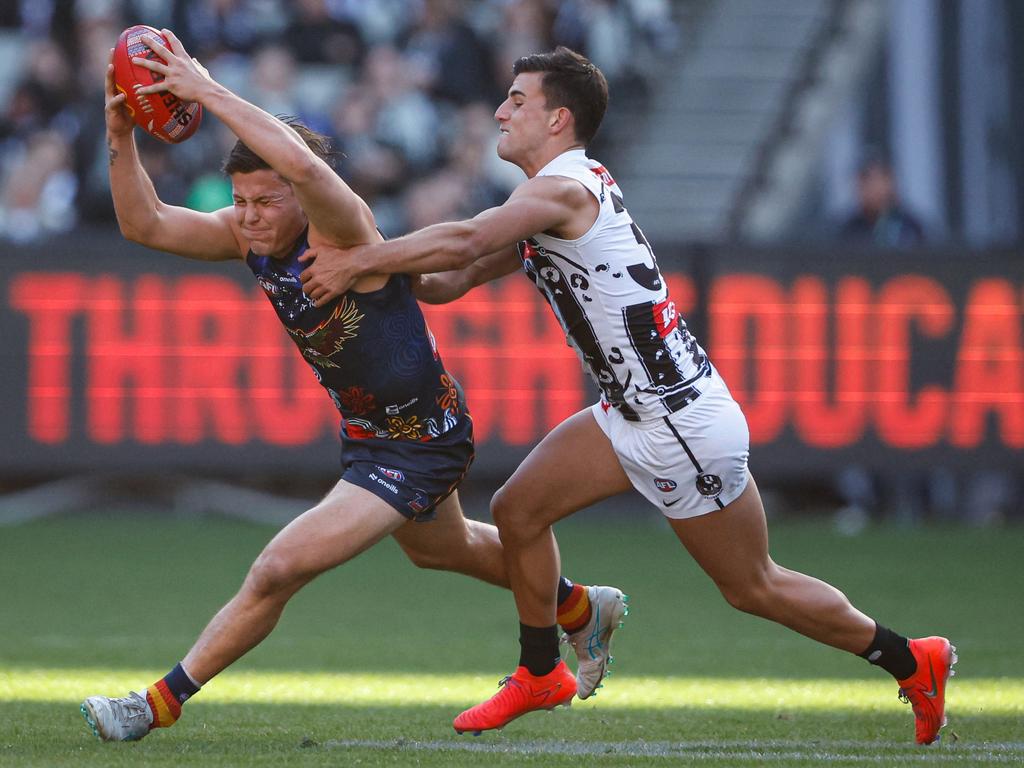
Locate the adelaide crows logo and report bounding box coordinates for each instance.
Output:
[286,296,363,368]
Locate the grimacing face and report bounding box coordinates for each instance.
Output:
[230,170,308,258]
[494,72,557,165]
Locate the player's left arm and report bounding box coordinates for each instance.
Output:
[132,29,378,247]
[300,175,589,305]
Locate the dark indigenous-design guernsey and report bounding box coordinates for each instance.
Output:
[246,230,469,453]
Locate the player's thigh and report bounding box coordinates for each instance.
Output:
[666,472,772,589]
[496,407,633,526]
[263,478,408,576]
[391,490,472,556]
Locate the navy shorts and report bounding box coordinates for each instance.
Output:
[340,415,474,521]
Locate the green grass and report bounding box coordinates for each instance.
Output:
[1,508,1022,766]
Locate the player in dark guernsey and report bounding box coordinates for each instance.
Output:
[81,30,625,743]
[248,229,472,511]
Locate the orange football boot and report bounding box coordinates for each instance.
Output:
[453,661,576,735]
[896,636,957,745]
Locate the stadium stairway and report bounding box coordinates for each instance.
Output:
[613,0,878,244]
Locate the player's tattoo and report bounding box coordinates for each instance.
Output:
[108,138,119,166]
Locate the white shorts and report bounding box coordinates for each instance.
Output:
[591,371,750,519]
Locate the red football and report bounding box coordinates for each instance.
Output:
[112,25,202,144]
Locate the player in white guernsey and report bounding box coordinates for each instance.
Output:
[300,48,953,744]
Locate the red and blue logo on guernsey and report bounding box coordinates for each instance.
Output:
[407,491,430,514]
[654,478,677,493]
[377,466,405,482]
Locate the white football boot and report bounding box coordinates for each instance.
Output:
[81,691,153,741]
[564,585,628,699]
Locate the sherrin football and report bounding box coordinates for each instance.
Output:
[112,25,202,143]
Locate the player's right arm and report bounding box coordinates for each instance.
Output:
[105,58,240,261]
[412,247,522,304]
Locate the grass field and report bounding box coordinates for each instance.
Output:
[1,504,1022,766]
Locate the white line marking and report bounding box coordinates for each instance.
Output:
[322,738,1024,763]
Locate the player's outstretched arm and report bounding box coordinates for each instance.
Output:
[300,176,586,305]
[105,55,240,261]
[133,30,378,248]
[412,247,522,304]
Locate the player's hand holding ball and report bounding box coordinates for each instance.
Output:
[104,55,136,139]
[111,25,204,143]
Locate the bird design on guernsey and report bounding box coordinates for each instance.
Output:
[286,296,363,368]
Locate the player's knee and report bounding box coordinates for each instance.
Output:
[717,573,775,617]
[246,548,308,598]
[490,486,537,543]
[489,484,516,527]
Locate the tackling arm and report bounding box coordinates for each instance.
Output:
[413,246,522,304]
[300,176,585,305]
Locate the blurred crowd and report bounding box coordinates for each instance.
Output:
[0,0,677,242]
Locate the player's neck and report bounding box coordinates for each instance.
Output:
[521,142,586,178]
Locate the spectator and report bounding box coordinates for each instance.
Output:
[445,102,521,210]
[832,149,1017,529]
[362,44,442,173]
[839,152,926,247]
[402,0,497,106]
[179,0,286,59]
[491,0,551,89]
[0,129,77,241]
[832,151,929,527]
[283,0,365,68]
[0,0,674,239]
[244,43,305,120]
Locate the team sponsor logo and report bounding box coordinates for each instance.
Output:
[385,397,420,416]
[654,478,677,493]
[695,473,723,499]
[652,298,679,338]
[377,466,405,482]
[368,471,399,495]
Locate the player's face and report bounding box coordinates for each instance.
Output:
[494,72,556,165]
[230,170,308,258]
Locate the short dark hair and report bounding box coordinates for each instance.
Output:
[512,47,608,146]
[222,116,334,175]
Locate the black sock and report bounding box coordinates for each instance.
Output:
[556,577,574,605]
[518,623,560,677]
[857,623,916,680]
